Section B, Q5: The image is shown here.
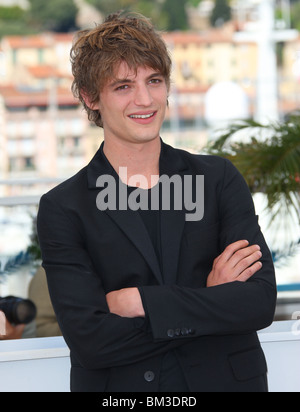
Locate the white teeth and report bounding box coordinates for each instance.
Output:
[130,113,154,119]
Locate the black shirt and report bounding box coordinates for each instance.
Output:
[106,154,189,391]
[129,185,189,392]
[135,187,162,272]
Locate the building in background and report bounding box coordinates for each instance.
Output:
[0,18,300,186]
[0,0,299,307]
[0,33,101,198]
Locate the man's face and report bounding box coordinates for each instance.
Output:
[96,62,168,145]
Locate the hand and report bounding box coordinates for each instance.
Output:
[0,311,25,340]
[0,311,6,337]
[106,288,145,318]
[207,240,263,288]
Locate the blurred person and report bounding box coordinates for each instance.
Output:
[37,12,277,392]
[28,266,62,337]
[0,295,36,339]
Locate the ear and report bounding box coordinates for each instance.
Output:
[80,89,99,110]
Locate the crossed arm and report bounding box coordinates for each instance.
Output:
[106,240,263,318]
[38,159,276,368]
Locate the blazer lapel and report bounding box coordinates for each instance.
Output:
[87,141,189,286]
[105,208,163,285]
[87,143,163,285]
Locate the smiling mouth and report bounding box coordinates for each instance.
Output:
[129,112,156,120]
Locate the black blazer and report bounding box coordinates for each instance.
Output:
[37,141,277,392]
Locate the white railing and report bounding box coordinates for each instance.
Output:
[0,321,299,392]
[0,178,63,206]
[0,336,70,392]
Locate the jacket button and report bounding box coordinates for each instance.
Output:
[181,327,189,336]
[167,329,175,338]
[144,371,155,382]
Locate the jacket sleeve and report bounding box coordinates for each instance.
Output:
[37,193,184,370]
[140,159,277,341]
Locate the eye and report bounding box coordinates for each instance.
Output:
[149,78,162,85]
[115,84,129,91]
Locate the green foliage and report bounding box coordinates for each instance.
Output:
[161,0,189,31]
[207,117,300,232]
[0,0,235,35]
[87,0,139,15]
[27,0,79,32]
[136,1,169,30]
[0,6,34,38]
[291,0,300,31]
[210,0,232,27]
[0,6,24,20]
[188,0,202,7]
[0,1,79,36]
[87,0,189,30]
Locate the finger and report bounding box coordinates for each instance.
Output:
[230,245,261,269]
[233,250,262,278]
[236,261,263,283]
[212,254,222,268]
[218,240,250,265]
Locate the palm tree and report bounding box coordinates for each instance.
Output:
[206,115,300,256]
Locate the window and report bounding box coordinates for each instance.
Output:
[24,157,35,171]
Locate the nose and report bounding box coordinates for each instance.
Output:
[134,84,153,107]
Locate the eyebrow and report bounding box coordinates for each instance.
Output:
[109,72,164,89]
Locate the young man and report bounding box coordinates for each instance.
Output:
[37,13,277,392]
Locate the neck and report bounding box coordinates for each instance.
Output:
[103,136,161,189]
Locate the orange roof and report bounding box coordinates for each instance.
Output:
[0,85,78,107]
[52,33,74,43]
[163,27,253,46]
[163,32,206,45]
[176,85,210,94]
[4,35,52,49]
[27,65,66,79]
[3,33,74,49]
[2,28,254,51]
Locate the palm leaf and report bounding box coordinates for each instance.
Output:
[206,116,300,254]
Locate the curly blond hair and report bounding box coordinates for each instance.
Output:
[70,12,172,128]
